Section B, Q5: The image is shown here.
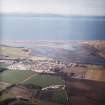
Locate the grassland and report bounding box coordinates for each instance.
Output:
[68,64,105,81]
[0,88,66,105]
[23,74,64,87]
[0,70,64,87]
[0,63,7,68]
[0,70,34,84]
[0,70,65,105]
[1,45,29,58]
[0,91,63,105]
[52,90,67,104]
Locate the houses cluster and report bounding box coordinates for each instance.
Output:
[7,59,67,74]
[0,57,74,74]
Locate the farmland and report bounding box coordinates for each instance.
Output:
[24,74,64,87]
[0,45,30,58]
[0,70,64,87]
[0,70,34,84]
[0,70,65,105]
[1,40,105,105]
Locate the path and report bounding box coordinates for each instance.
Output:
[19,73,36,84]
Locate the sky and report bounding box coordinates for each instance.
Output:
[1,0,105,16]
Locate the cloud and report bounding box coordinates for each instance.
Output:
[1,0,105,16]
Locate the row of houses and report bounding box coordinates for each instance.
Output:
[0,56,77,74]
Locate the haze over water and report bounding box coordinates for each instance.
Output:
[1,15,105,41]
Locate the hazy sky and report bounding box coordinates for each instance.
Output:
[1,0,105,16]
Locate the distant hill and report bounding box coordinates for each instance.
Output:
[1,13,105,19]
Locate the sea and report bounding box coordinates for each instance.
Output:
[0,15,105,41]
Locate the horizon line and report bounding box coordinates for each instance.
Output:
[1,12,105,17]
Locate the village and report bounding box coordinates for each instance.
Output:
[0,56,75,74]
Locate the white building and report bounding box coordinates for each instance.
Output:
[7,63,27,70]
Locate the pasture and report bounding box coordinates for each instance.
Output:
[1,46,29,58]
[0,70,34,84]
[0,70,64,87]
[0,70,65,105]
[23,74,64,87]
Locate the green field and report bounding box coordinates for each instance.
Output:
[0,70,64,87]
[0,70,65,105]
[0,70,34,84]
[52,90,67,104]
[24,74,64,87]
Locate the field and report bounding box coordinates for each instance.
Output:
[0,92,63,105]
[0,70,34,84]
[0,70,65,105]
[52,90,67,104]
[23,74,64,87]
[0,70,64,87]
[1,45,29,58]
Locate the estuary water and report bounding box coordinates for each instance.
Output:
[1,16,105,41]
